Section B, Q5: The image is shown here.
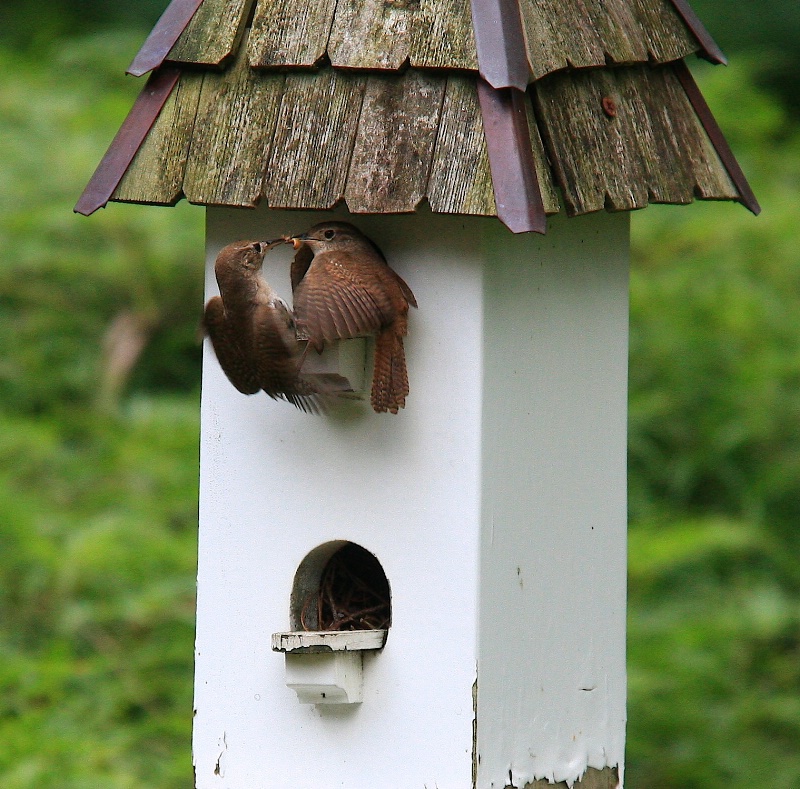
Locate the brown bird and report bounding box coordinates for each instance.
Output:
[289,222,417,414]
[203,239,346,413]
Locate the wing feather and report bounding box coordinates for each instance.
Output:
[293,253,388,348]
[202,296,261,394]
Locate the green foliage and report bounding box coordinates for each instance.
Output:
[0,38,204,417]
[688,0,800,115]
[0,400,199,788]
[626,61,800,788]
[0,33,202,788]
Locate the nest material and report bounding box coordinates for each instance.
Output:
[301,544,391,631]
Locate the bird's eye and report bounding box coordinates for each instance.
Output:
[252,242,263,254]
[323,229,335,241]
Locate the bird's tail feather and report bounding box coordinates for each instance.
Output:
[372,329,409,414]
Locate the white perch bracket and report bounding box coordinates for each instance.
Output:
[300,337,369,396]
[271,630,388,705]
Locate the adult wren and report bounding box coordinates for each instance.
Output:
[203,240,347,413]
[289,222,417,414]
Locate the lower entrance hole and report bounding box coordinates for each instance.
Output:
[291,541,391,633]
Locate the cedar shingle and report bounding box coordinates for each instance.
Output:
[182,46,284,206]
[265,71,367,210]
[167,0,253,66]
[113,71,205,205]
[78,1,752,221]
[248,0,338,68]
[428,75,496,216]
[328,0,413,70]
[409,0,478,71]
[534,63,737,215]
[345,71,446,213]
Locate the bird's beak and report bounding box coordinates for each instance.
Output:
[262,238,287,249]
[288,233,309,250]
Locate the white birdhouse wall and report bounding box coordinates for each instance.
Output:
[478,211,629,787]
[194,205,629,789]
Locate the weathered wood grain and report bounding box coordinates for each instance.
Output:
[583,0,649,64]
[518,0,603,78]
[265,70,367,209]
[630,0,698,63]
[328,0,414,70]
[616,65,695,203]
[661,66,738,199]
[167,0,253,66]
[524,91,560,214]
[248,0,338,68]
[113,71,205,205]
[534,68,633,214]
[76,68,181,216]
[517,0,698,80]
[534,63,736,215]
[127,0,205,76]
[428,76,496,216]
[182,45,285,206]
[410,0,478,70]
[345,71,446,213]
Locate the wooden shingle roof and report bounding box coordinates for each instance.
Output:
[76,0,759,231]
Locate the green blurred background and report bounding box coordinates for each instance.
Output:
[1,2,798,787]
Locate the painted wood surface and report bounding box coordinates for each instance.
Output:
[193,205,628,788]
[478,209,629,788]
[196,206,484,789]
[272,630,388,653]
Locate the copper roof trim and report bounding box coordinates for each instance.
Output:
[477,79,546,233]
[674,61,759,215]
[74,68,181,216]
[127,0,205,77]
[669,0,727,65]
[470,0,529,91]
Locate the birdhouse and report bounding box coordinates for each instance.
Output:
[77,0,757,787]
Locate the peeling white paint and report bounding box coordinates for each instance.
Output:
[193,205,628,788]
[477,211,629,788]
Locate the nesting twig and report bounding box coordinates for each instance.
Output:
[300,547,391,631]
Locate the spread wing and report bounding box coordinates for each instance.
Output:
[292,252,391,349]
[202,296,260,394]
[250,300,305,397]
[250,299,335,414]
